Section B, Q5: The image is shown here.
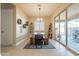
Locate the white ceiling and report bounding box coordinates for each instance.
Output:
[16,3,67,17]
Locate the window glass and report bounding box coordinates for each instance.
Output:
[34,18,44,31]
[55,16,60,41]
[68,4,79,51]
[60,11,66,45]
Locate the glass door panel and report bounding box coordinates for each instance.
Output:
[60,11,66,45]
[55,16,60,41]
[67,4,79,51]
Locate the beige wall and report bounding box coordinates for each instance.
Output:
[51,4,71,39]
[16,6,29,44]
[0,4,1,52]
[29,16,52,35]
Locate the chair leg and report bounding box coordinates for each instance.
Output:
[41,45,42,48]
[36,45,37,48]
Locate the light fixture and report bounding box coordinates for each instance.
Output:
[38,4,41,18]
[40,18,43,21]
[37,4,43,22]
[37,18,40,21]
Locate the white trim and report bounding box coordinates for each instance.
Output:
[16,38,25,46]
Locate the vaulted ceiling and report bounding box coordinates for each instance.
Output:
[16,3,69,17]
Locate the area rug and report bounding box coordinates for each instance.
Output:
[24,42,56,49]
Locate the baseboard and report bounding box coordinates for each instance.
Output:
[16,39,29,49]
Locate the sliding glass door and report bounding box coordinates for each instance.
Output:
[55,16,60,41]
[55,3,79,52]
[60,11,66,45]
[55,11,67,45]
[67,4,79,51]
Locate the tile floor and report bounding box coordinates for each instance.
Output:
[1,39,75,56]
